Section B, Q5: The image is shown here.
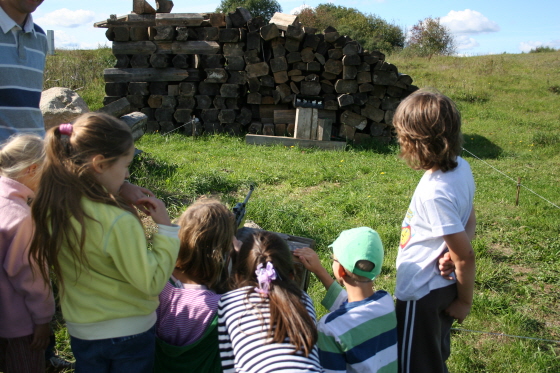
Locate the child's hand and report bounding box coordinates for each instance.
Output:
[119,182,155,214]
[293,247,324,274]
[137,196,172,226]
[438,251,456,280]
[30,323,50,350]
[445,298,471,324]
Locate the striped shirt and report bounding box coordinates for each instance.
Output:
[156,279,221,346]
[318,282,398,373]
[0,7,47,142]
[218,286,324,373]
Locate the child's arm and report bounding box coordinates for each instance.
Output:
[293,247,334,291]
[444,230,476,323]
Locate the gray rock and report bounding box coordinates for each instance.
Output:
[40,87,89,130]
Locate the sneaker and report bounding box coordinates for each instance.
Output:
[46,355,75,372]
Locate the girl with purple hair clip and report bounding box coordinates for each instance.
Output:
[217,229,323,373]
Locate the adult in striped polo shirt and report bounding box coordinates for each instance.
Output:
[295,227,398,373]
[0,0,48,142]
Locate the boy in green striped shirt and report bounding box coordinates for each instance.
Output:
[294,227,398,373]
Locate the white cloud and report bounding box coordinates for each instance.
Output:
[440,9,499,34]
[290,5,312,15]
[455,35,479,50]
[36,8,95,28]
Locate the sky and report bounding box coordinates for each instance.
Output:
[31,0,560,55]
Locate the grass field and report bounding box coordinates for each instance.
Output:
[45,48,560,372]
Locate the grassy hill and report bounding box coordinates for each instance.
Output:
[45,49,560,372]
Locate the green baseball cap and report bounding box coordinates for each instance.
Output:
[329,227,384,280]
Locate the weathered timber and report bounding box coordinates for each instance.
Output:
[316,117,333,141]
[204,68,228,83]
[156,0,174,14]
[220,84,239,98]
[133,0,156,15]
[273,71,289,84]
[195,95,212,109]
[174,108,192,123]
[222,42,245,57]
[269,13,299,31]
[148,95,163,108]
[94,14,156,28]
[246,135,346,150]
[105,82,128,96]
[218,109,236,123]
[225,56,245,71]
[343,65,357,80]
[334,79,358,94]
[342,54,361,66]
[370,122,387,136]
[219,28,240,43]
[229,7,252,27]
[300,81,321,96]
[155,13,204,26]
[260,24,279,41]
[128,82,150,96]
[263,123,275,136]
[149,53,170,68]
[294,107,312,139]
[340,110,367,130]
[337,94,353,107]
[270,57,288,73]
[130,27,149,41]
[96,97,132,118]
[113,41,156,55]
[246,62,269,78]
[153,26,175,40]
[209,13,226,27]
[172,41,220,54]
[324,59,342,75]
[104,68,189,82]
[114,54,130,68]
[172,54,190,68]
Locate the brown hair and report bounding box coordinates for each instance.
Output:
[393,89,463,172]
[233,229,317,356]
[0,134,45,179]
[175,199,236,291]
[29,112,135,286]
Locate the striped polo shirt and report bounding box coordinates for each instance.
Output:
[0,7,47,142]
[318,282,398,373]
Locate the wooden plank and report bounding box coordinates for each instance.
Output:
[172,41,220,54]
[104,68,189,82]
[95,14,156,28]
[294,107,312,139]
[113,41,156,55]
[269,13,299,31]
[155,13,205,27]
[273,109,296,124]
[310,108,319,140]
[133,0,156,15]
[316,118,333,141]
[246,135,346,150]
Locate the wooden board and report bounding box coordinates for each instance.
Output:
[246,135,346,150]
[104,68,189,82]
[155,13,205,27]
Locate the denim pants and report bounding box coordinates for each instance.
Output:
[70,325,156,373]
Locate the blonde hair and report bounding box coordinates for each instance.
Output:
[0,134,45,179]
[175,199,236,291]
[393,89,463,172]
[29,112,135,286]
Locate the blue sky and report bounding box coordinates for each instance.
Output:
[32,0,559,55]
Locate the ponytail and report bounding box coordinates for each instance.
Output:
[234,230,318,356]
[29,113,136,286]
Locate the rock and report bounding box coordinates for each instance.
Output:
[119,112,147,141]
[40,87,90,130]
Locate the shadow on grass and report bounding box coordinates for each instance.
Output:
[462,133,503,159]
[347,137,399,155]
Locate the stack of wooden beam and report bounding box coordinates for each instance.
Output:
[94,6,417,143]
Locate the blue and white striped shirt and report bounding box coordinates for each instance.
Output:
[0,7,47,142]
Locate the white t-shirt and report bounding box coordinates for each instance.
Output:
[395,157,475,301]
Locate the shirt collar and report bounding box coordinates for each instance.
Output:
[0,5,36,35]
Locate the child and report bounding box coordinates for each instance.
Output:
[393,89,476,373]
[295,227,398,373]
[218,229,323,373]
[155,199,239,373]
[0,134,55,373]
[28,113,180,373]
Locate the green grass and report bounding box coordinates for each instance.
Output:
[46,50,560,372]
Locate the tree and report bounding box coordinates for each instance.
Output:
[406,17,456,58]
[216,0,282,23]
[294,4,404,54]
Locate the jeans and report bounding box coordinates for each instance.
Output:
[70,325,156,373]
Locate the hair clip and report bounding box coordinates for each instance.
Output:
[255,262,277,296]
[59,123,73,136]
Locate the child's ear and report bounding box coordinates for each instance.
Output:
[91,154,106,173]
[337,265,346,279]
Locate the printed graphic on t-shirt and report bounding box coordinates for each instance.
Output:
[400,208,414,249]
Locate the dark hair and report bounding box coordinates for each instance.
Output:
[175,199,236,291]
[393,89,463,172]
[29,112,135,286]
[233,230,317,356]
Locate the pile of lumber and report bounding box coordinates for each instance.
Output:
[95,5,417,143]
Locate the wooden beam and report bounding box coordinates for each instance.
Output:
[133,0,156,15]
[155,13,205,26]
[246,135,346,150]
[104,68,189,82]
[172,41,220,54]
